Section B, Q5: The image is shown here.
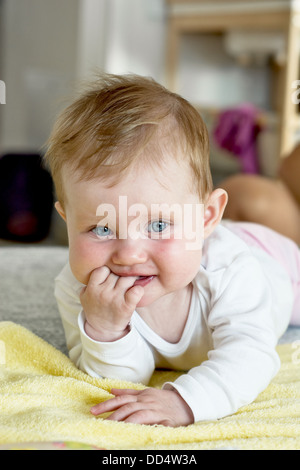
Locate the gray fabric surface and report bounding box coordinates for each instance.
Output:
[0,246,69,354]
[0,246,299,359]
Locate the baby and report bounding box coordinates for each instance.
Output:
[44,74,300,427]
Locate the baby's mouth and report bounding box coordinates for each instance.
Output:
[133,275,155,287]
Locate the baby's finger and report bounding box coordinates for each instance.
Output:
[124,285,144,307]
[90,393,138,416]
[88,266,111,287]
[115,275,138,291]
[106,402,149,423]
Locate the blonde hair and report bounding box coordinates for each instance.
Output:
[44,74,212,206]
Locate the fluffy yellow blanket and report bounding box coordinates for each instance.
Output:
[0,321,300,450]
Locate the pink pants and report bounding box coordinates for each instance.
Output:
[224,221,300,326]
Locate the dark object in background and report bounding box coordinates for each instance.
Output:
[0,153,53,242]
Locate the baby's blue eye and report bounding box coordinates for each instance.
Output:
[147,220,169,233]
[92,225,114,238]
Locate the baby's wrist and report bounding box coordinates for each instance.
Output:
[84,319,131,342]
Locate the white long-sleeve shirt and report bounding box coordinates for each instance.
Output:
[54,223,294,422]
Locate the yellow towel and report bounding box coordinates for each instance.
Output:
[0,321,300,450]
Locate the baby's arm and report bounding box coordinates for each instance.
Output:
[163,255,283,422]
[55,266,193,425]
[55,264,155,384]
[57,266,194,425]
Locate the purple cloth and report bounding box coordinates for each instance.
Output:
[213,104,262,174]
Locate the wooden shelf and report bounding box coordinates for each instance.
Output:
[165,0,300,159]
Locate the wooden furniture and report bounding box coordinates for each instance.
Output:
[166,0,300,160]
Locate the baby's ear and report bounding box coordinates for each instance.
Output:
[203,189,228,239]
[55,201,66,222]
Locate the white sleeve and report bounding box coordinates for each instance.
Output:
[164,254,282,422]
[54,271,155,384]
[77,311,155,383]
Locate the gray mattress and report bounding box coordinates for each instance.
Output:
[0,246,69,354]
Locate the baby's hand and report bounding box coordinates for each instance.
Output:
[90,388,194,427]
[80,266,144,342]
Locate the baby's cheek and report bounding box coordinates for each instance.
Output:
[156,238,202,276]
[154,238,187,265]
[156,237,188,254]
[68,238,100,285]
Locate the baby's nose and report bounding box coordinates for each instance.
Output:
[111,240,148,266]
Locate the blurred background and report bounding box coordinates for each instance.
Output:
[0,0,300,246]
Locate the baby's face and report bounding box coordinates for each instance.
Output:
[57,156,217,308]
